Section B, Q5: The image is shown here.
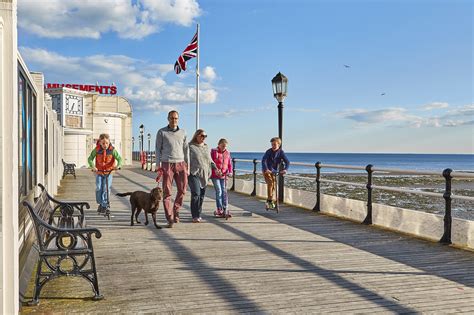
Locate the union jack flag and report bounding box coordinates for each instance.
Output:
[174,31,198,74]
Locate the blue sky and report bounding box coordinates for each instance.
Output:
[19,0,473,153]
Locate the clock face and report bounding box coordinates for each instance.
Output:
[65,94,83,115]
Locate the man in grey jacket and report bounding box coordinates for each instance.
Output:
[155,110,189,228]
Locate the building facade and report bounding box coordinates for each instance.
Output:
[1,2,133,312]
[45,88,133,168]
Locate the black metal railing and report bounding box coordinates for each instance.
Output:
[133,154,473,245]
[230,158,474,245]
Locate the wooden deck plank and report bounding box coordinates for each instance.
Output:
[20,167,474,314]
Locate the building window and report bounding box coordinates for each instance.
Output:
[18,65,37,197]
[44,109,49,176]
[19,72,26,195]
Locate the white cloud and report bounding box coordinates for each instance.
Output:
[337,108,413,124]
[18,0,201,39]
[20,47,218,112]
[201,66,217,82]
[421,102,449,111]
[337,105,473,128]
[201,89,218,103]
[141,0,201,27]
[290,108,320,113]
[444,119,474,127]
[443,104,474,118]
[204,105,271,118]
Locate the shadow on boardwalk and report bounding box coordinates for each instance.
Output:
[21,167,474,314]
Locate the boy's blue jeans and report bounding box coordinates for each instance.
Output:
[211,178,227,210]
[96,174,113,208]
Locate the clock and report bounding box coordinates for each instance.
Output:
[64,94,83,115]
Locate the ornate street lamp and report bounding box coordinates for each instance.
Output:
[139,124,144,168]
[271,72,288,203]
[147,133,151,170]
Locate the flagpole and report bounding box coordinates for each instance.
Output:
[196,23,200,130]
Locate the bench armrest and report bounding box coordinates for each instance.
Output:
[25,202,102,239]
[38,184,89,219]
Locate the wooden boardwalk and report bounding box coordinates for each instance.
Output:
[21,167,474,314]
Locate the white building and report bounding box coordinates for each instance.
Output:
[1,2,132,312]
[45,87,133,168]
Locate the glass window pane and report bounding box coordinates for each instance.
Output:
[18,72,26,196]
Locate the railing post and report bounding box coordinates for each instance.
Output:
[362,164,373,225]
[251,159,257,196]
[278,162,284,203]
[230,158,236,191]
[313,161,321,212]
[440,168,453,245]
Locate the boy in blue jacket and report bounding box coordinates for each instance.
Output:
[261,137,290,209]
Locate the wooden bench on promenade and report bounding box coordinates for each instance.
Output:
[22,183,103,305]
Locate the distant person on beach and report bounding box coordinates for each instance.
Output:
[210,138,233,218]
[155,110,189,228]
[261,137,290,209]
[88,133,122,213]
[188,129,217,222]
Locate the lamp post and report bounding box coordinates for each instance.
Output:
[132,136,135,160]
[271,72,288,203]
[139,124,144,168]
[147,133,151,170]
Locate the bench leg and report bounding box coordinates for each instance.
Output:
[28,259,44,306]
[90,252,104,300]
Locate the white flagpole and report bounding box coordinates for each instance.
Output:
[196,23,200,130]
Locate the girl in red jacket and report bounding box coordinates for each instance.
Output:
[210,138,233,218]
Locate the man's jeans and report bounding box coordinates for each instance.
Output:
[96,174,113,208]
[211,178,227,210]
[188,175,205,219]
[162,161,188,223]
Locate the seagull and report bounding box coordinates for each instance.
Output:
[381,93,386,96]
[343,64,351,68]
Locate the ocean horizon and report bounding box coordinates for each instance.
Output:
[231,152,474,173]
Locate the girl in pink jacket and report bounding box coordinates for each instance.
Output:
[210,138,233,218]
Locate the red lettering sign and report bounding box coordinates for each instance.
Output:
[44,83,118,95]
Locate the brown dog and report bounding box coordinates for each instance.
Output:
[116,187,163,229]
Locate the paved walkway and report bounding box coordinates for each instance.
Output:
[21,167,474,314]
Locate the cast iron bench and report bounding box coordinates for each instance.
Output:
[62,159,76,179]
[22,183,103,305]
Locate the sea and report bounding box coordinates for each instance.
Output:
[231,152,474,174]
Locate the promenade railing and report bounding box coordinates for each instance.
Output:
[230,158,474,245]
[132,151,155,171]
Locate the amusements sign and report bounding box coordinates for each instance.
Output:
[45,83,117,95]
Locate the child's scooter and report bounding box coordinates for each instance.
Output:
[265,170,280,213]
[96,169,118,220]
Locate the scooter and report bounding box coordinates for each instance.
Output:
[265,170,280,213]
[96,169,118,220]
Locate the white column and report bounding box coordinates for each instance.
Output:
[0,0,19,313]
